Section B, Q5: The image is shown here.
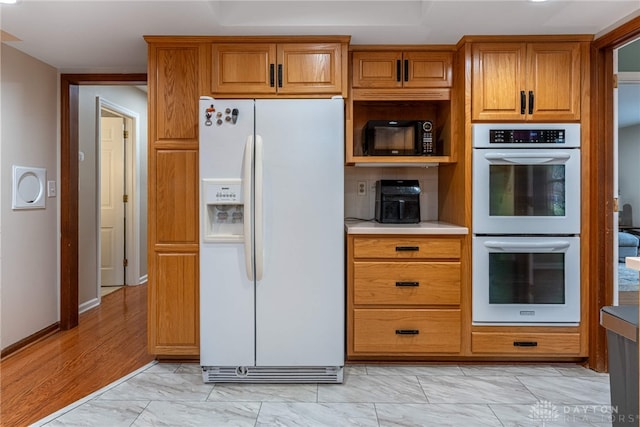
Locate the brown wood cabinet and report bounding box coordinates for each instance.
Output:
[352,51,452,89]
[146,40,204,357]
[211,41,348,96]
[471,42,582,121]
[347,47,457,165]
[145,36,349,358]
[471,331,582,355]
[347,234,463,359]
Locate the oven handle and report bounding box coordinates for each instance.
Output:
[483,241,571,252]
[483,152,571,164]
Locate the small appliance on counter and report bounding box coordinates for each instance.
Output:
[375,180,421,224]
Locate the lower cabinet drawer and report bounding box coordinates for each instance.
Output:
[353,309,461,354]
[353,237,461,259]
[354,262,460,305]
[472,332,581,355]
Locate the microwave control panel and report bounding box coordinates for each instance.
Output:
[422,121,434,155]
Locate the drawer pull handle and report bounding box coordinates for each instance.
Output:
[396,246,419,252]
[396,281,419,287]
[396,329,420,335]
[513,341,538,347]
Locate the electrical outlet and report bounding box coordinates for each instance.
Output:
[357,181,367,196]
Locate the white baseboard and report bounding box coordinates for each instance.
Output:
[79,297,99,314]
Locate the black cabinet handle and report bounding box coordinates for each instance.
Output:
[404,59,409,82]
[396,60,402,82]
[396,329,420,335]
[520,90,526,115]
[513,341,538,347]
[269,64,275,87]
[395,246,419,252]
[528,91,534,115]
[277,64,283,88]
[396,281,419,287]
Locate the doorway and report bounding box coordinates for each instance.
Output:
[60,74,147,329]
[615,63,640,306]
[590,16,640,372]
[98,99,140,299]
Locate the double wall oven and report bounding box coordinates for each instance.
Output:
[472,123,581,324]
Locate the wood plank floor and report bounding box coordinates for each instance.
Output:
[0,284,153,426]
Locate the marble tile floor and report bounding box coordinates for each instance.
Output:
[34,363,617,427]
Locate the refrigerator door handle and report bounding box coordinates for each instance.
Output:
[254,135,264,281]
[243,135,254,280]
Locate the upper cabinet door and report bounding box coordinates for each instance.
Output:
[211,43,277,94]
[403,51,452,88]
[211,42,344,96]
[352,51,403,88]
[155,46,201,140]
[472,42,582,121]
[352,51,452,89]
[472,43,527,121]
[276,43,343,94]
[526,43,581,121]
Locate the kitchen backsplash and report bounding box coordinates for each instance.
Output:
[344,166,438,221]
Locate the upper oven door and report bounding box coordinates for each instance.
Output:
[473,148,580,235]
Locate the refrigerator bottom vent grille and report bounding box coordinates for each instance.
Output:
[202,366,344,384]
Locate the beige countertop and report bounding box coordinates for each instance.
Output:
[345,220,469,235]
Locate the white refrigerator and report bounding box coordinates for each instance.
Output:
[199,97,344,383]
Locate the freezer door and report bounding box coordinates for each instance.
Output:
[200,243,255,366]
[198,98,255,179]
[199,98,256,366]
[254,99,345,366]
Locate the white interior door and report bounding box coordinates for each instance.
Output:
[100,116,125,287]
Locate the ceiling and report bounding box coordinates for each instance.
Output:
[1,0,639,126]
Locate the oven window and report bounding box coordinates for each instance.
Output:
[488,253,565,304]
[489,164,565,217]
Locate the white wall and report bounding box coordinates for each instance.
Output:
[77,86,148,308]
[1,45,59,349]
[618,123,640,226]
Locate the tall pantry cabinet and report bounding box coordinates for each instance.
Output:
[145,36,349,358]
[146,40,206,357]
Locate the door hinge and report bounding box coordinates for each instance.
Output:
[123,130,129,139]
[123,194,128,203]
[613,74,618,89]
[614,198,619,212]
[123,258,128,267]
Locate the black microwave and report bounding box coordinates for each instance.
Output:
[363,120,434,156]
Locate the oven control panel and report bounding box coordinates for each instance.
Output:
[489,129,566,144]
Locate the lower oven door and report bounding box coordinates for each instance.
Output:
[472,148,580,234]
[472,236,580,324]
